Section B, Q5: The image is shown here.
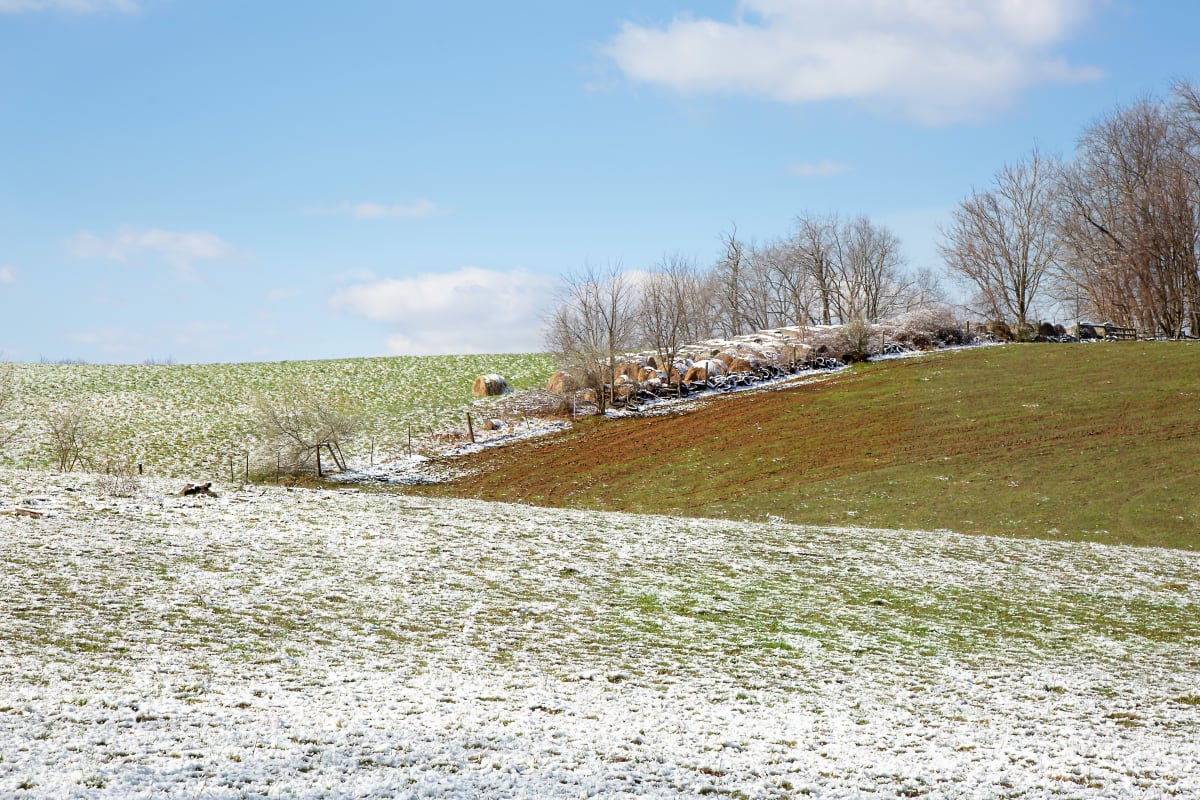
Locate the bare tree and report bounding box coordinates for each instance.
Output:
[712,225,747,337]
[253,388,358,476]
[545,263,637,413]
[940,148,1061,336]
[1057,98,1199,337]
[834,215,915,322]
[753,236,813,330]
[44,403,94,472]
[792,213,840,325]
[639,254,703,389]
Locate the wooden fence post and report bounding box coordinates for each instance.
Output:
[466,412,475,443]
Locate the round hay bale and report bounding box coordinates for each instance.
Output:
[615,361,641,379]
[692,358,726,377]
[727,357,754,374]
[735,344,767,361]
[546,371,579,394]
[472,374,510,397]
[637,366,664,383]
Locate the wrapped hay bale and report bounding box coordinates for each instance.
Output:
[637,366,664,383]
[727,357,755,374]
[546,371,579,394]
[615,361,641,379]
[472,374,510,397]
[683,359,726,383]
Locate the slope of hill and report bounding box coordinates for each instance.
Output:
[422,343,1200,549]
[2,468,1197,797]
[0,353,556,477]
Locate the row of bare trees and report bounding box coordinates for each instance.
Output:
[711,217,940,336]
[941,81,1200,338]
[545,212,940,409]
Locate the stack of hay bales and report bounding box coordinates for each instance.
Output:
[683,358,727,384]
[472,374,510,397]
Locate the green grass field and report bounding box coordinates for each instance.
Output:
[1,353,556,477]
[422,343,1200,550]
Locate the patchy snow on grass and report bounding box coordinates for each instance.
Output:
[1,467,1198,798]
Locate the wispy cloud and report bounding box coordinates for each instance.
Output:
[329,267,556,355]
[790,160,853,178]
[0,0,137,13]
[604,0,1103,123]
[0,265,16,284]
[67,226,237,265]
[310,200,449,220]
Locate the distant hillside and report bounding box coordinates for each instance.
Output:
[0,353,556,477]
[419,343,1200,550]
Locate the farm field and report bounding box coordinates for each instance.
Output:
[427,342,1200,550]
[0,353,556,478]
[1,467,1198,798]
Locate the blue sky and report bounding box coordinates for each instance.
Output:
[2,0,1198,363]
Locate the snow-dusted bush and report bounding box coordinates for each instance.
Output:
[881,307,970,349]
[806,318,882,362]
[252,388,359,477]
[94,454,140,497]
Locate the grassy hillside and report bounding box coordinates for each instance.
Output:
[422,343,1200,549]
[1,353,555,477]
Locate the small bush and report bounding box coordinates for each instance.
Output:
[44,403,94,472]
[883,307,968,349]
[251,388,359,477]
[95,455,141,498]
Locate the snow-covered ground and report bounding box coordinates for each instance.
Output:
[2,468,1197,798]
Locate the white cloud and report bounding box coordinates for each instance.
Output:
[67,226,237,265]
[329,267,557,355]
[0,0,137,12]
[0,265,15,284]
[605,0,1102,123]
[790,159,853,178]
[312,200,449,220]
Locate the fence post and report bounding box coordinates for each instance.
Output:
[316,447,323,478]
[466,412,475,444]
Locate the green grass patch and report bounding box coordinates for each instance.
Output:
[425,343,1200,549]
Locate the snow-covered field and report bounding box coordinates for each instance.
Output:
[2,467,1198,798]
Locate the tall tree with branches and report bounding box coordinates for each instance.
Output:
[545,263,637,413]
[940,148,1061,335]
[1057,97,1199,337]
[639,254,704,389]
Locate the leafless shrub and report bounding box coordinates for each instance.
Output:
[881,307,970,348]
[806,318,881,362]
[44,403,94,472]
[95,455,141,497]
[252,388,358,477]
